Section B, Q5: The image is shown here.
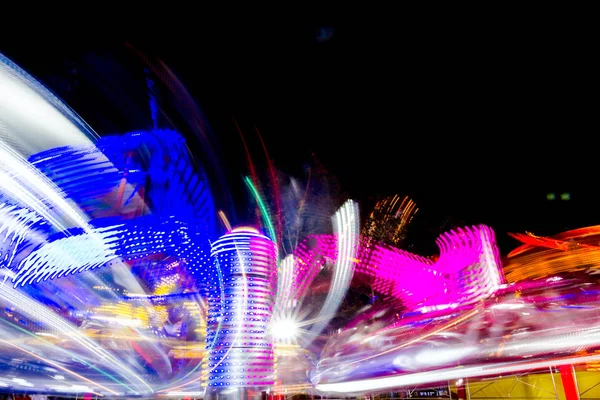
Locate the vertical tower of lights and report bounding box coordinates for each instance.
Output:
[204,226,278,399]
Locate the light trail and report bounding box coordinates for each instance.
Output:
[0,338,118,396]
[316,353,600,395]
[312,308,480,383]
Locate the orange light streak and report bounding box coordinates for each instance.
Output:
[217,210,232,231]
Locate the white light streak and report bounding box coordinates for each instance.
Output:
[0,282,153,394]
[0,53,97,157]
[316,353,600,395]
[12,225,125,286]
[304,200,359,344]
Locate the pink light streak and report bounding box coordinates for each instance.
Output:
[291,225,503,311]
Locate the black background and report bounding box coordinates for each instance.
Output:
[2,7,598,255]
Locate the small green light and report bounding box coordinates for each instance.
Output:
[561,192,570,201]
[546,193,556,200]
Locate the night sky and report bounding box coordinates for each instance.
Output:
[2,12,598,255]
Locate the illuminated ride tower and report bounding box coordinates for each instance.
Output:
[204,226,278,399]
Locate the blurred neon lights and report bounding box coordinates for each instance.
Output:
[289,224,503,312]
[205,228,277,394]
[303,200,359,344]
[316,353,600,395]
[4,50,600,399]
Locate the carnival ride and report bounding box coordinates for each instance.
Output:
[2,51,600,399]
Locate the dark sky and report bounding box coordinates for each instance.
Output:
[2,11,598,255]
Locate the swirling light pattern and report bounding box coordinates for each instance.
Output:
[4,49,600,400]
[312,277,600,395]
[308,222,600,397]
[2,54,354,396]
[0,52,218,397]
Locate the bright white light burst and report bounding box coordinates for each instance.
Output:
[272,318,299,341]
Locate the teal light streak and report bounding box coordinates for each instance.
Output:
[244,176,277,249]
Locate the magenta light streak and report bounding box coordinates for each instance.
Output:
[291,225,503,311]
